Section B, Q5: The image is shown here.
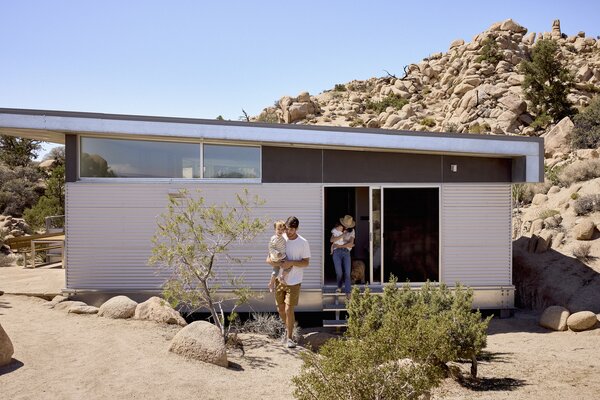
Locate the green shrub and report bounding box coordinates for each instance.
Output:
[366,94,408,113]
[571,96,600,149]
[256,109,279,123]
[545,163,565,186]
[293,279,491,399]
[537,209,559,219]
[557,159,600,186]
[530,113,553,130]
[0,163,43,217]
[571,192,580,200]
[469,123,491,134]
[445,123,459,133]
[421,118,436,127]
[349,118,365,128]
[573,194,600,215]
[23,164,65,230]
[333,83,347,92]
[520,39,575,122]
[475,36,503,65]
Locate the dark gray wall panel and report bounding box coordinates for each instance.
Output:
[323,150,442,183]
[442,155,512,182]
[262,146,322,183]
[65,134,78,182]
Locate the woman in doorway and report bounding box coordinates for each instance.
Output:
[330,215,355,298]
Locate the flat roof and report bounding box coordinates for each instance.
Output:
[0,107,544,182]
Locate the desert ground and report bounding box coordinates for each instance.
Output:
[1,294,600,400]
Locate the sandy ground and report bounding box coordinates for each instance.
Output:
[2,295,600,400]
[0,264,64,298]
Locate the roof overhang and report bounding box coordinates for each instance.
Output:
[0,108,544,182]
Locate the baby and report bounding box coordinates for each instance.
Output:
[330,221,344,254]
[268,220,288,292]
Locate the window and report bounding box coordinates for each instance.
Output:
[80,137,200,178]
[203,144,260,179]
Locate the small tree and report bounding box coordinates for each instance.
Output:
[520,39,575,122]
[572,96,600,149]
[149,189,268,340]
[0,135,42,167]
[23,164,65,230]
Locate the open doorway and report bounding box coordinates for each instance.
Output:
[324,187,370,286]
[382,187,439,283]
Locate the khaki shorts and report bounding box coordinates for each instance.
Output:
[275,280,301,307]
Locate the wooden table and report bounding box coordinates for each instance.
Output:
[31,234,65,268]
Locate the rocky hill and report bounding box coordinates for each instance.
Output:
[253,18,600,312]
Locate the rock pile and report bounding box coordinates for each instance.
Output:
[539,305,599,331]
[0,215,31,242]
[253,19,600,137]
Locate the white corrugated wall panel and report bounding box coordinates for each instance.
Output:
[65,183,323,290]
[441,184,511,286]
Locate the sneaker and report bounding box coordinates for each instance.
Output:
[335,288,342,294]
[286,338,297,348]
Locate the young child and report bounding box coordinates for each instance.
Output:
[268,220,287,292]
[330,221,344,254]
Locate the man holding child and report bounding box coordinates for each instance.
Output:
[267,216,310,348]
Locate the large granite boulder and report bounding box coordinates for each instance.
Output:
[567,311,598,331]
[98,296,138,319]
[169,321,228,367]
[0,323,14,366]
[573,220,596,240]
[539,306,570,331]
[542,117,574,157]
[134,297,187,326]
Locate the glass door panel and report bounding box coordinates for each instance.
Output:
[370,187,382,284]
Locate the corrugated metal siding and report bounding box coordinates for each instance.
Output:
[441,184,511,286]
[65,183,323,290]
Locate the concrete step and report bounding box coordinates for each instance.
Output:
[322,303,347,312]
[323,319,348,328]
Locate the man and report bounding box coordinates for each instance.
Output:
[267,216,310,348]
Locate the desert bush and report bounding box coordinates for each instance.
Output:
[573,194,600,215]
[571,96,600,149]
[421,118,436,127]
[469,123,491,134]
[545,163,566,186]
[445,123,459,133]
[293,280,491,399]
[514,181,552,204]
[0,161,45,217]
[349,118,365,128]
[0,253,17,268]
[241,312,300,340]
[520,39,575,122]
[537,209,560,220]
[333,83,347,92]
[256,109,279,124]
[475,36,503,65]
[572,243,592,261]
[366,94,408,113]
[556,159,600,186]
[530,113,552,130]
[23,164,65,230]
[571,192,580,200]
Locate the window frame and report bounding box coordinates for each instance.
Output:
[77,135,262,183]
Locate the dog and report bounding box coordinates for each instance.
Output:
[351,259,366,284]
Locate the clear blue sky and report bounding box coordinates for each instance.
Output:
[1,1,599,157]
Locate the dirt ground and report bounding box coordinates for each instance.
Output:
[1,295,600,400]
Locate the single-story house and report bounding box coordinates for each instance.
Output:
[0,108,543,316]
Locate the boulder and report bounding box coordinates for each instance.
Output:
[535,230,553,253]
[42,294,69,308]
[539,306,569,331]
[284,102,311,123]
[169,321,228,367]
[499,94,527,114]
[567,311,598,331]
[296,92,311,103]
[531,194,548,205]
[68,305,99,315]
[301,331,337,351]
[542,117,574,157]
[98,296,138,319]
[0,323,14,366]
[449,39,464,49]
[500,19,527,33]
[573,220,596,240]
[53,301,88,312]
[134,296,187,326]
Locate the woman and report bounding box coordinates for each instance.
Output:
[330,215,355,298]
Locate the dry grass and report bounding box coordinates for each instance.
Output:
[557,159,600,186]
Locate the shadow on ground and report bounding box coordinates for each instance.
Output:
[457,375,526,392]
[0,359,24,376]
